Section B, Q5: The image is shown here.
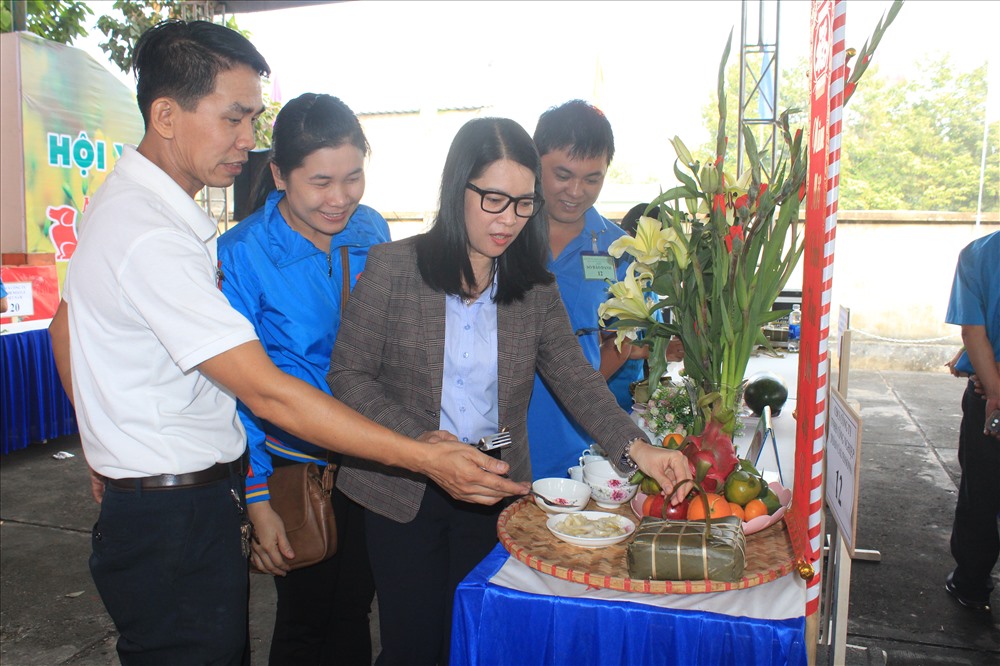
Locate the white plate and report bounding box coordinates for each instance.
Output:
[545,511,636,548]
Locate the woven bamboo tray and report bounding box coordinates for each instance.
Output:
[497,496,796,594]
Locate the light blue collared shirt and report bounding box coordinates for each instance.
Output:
[440,281,499,444]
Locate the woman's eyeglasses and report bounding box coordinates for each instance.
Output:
[466,183,542,218]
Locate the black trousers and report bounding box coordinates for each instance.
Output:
[365,483,501,666]
[90,473,249,666]
[268,483,376,666]
[949,380,1000,596]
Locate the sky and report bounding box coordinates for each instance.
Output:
[75,0,997,190]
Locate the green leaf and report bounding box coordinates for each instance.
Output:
[672,160,700,194]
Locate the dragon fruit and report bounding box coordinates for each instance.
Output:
[681,418,739,494]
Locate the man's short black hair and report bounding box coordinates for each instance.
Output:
[533,99,615,164]
[133,20,270,127]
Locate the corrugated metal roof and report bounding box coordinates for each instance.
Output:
[217,1,344,15]
[356,104,486,116]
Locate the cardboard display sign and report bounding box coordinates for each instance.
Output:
[1,264,58,324]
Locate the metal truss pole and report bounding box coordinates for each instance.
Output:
[738,0,781,175]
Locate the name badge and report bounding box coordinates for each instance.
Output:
[581,253,616,281]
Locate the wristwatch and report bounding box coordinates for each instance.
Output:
[618,438,646,474]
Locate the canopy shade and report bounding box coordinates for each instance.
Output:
[217,1,343,15]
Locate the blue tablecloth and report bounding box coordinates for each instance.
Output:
[451,544,807,666]
[1,327,77,454]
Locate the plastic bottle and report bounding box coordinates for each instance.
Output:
[787,304,802,353]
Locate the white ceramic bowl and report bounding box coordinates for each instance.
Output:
[531,478,591,514]
[582,459,639,509]
[581,458,624,480]
[546,511,636,548]
[578,452,607,467]
[585,477,639,509]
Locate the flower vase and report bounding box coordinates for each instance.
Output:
[682,377,746,436]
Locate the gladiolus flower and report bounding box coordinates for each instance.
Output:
[724,224,744,252]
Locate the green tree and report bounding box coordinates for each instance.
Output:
[0,0,92,43]
[842,55,998,212]
[698,54,999,213]
[94,0,177,74]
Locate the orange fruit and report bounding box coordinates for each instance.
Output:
[663,433,684,449]
[728,502,745,521]
[686,493,732,520]
[743,499,768,521]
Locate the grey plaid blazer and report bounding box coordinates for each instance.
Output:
[328,236,645,523]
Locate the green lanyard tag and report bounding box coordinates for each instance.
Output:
[581,253,616,281]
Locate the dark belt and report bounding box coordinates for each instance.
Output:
[106,459,243,491]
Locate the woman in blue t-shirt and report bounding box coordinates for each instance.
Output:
[218,93,388,665]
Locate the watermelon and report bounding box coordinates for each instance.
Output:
[744,372,789,416]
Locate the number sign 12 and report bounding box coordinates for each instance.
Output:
[825,387,863,556]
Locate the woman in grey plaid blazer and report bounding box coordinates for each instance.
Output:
[328,117,691,666]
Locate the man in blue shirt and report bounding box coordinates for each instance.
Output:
[526,100,646,480]
[943,230,1000,613]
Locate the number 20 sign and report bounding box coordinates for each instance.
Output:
[826,387,863,556]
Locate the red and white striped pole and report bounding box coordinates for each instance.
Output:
[792,0,846,620]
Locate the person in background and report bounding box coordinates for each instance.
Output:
[0,279,8,313]
[943,229,1000,614]
[48,20,526,665]
[526,100,647,479]
[607,202,656,409]
[328,117,691,666]
[218,93,382,665]
[612,202,686,410]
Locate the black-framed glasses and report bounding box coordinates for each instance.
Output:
[466,183,542,218]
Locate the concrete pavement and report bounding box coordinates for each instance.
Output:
[2,369,998,665]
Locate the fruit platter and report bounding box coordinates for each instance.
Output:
[631,480,791,536]
[497,496,796,594]
[625,404,793,535]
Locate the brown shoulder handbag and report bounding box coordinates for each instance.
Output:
[253,461,338,572]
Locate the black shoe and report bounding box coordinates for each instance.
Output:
[945,572,991,613]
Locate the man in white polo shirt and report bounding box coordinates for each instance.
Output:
[48,20,528,665]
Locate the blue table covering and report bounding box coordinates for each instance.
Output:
[1,327,77,454]
[452,543,807,666]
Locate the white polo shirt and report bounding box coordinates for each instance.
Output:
[64,147,258,478]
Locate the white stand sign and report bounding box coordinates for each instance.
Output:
[821,307,881,666]
[826,387,862,555]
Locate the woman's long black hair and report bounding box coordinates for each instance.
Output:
[249,93,370,210]
[416,117,553,304]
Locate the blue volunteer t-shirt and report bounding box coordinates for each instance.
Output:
[945,230,1000,375]
[526,207,640,480]
[218,190,391,503]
